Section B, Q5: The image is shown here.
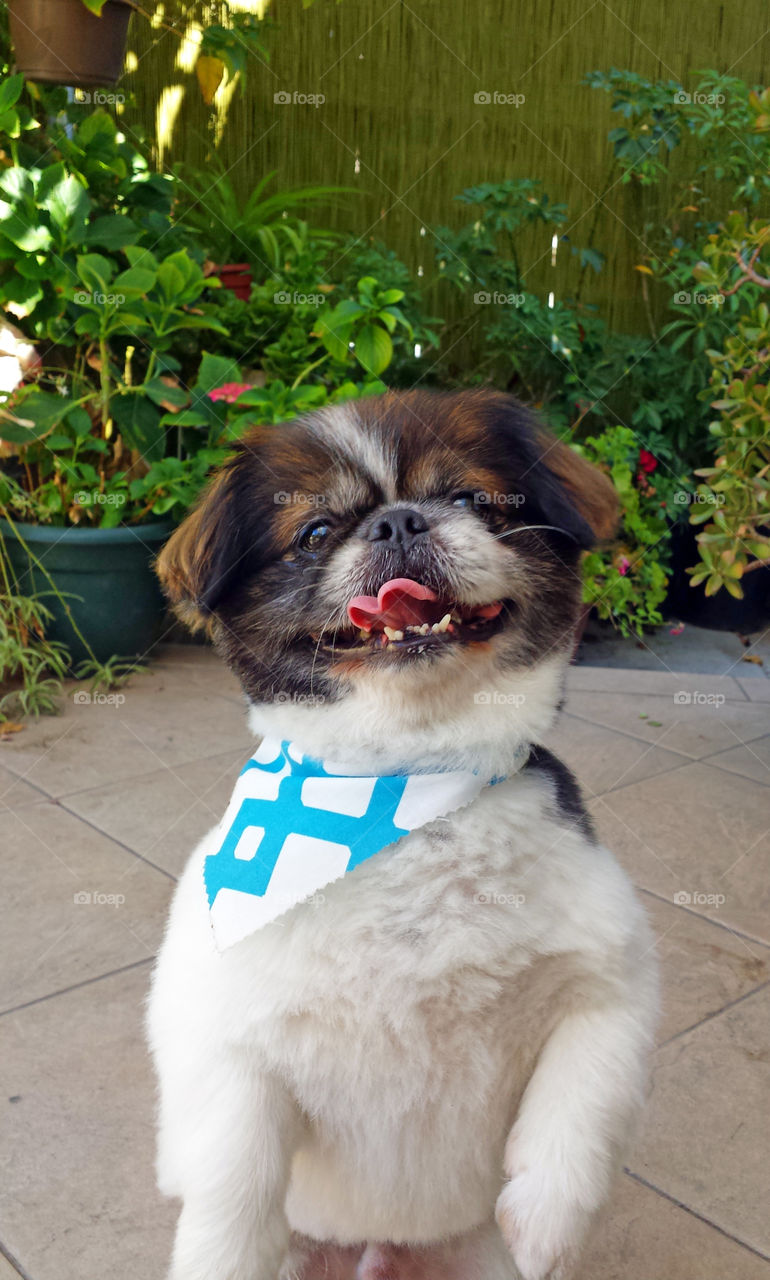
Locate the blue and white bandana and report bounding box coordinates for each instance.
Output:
[205,738,525,950]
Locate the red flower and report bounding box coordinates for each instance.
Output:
[617,555,631,576]
[638,449,658,474]
[207,382,254,404]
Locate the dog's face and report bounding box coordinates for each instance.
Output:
[158,391,616,766]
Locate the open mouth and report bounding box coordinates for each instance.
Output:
[311,578,508,656]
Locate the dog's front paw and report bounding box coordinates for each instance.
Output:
[495,1172,587,1280]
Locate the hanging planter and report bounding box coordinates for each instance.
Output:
[8,0,133,89]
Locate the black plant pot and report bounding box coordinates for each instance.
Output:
[8,0,132,88]
[663,520,770,632]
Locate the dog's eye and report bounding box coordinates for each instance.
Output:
[452,491,482,509]
[299,521,332,554]
[451,490,490,512]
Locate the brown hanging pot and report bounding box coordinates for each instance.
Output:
[8,0,133,89]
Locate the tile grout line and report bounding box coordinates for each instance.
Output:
[657,977,770,1050]
[0,1240,33,1280]
[622,1170,770,1262]
[48,745,248,805]
[0,957,154,1019]
[560,710,698,761]
[52,800,178,884]
[568,667,753,701]
[563,706,770,763]
[637,885,770,949]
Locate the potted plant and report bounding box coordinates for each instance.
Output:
[0,81,226,664]
[8,0,134,88]
[573,425,679,638]
[681,210,770,629]
[173,163,346,300]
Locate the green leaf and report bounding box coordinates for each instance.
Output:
[39,173,90,241]
[315,311,353,362]
[66,407,95,438]
[76,252,115,294]
[354,323,393,375]
[112,266,157,296]
[196,352,243,392]
[110,394,166,463]
[84,214,139,250]
[0,73,25,113]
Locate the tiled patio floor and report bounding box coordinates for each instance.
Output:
[1,645,768,1280]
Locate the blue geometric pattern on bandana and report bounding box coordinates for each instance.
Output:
[203,738,524,950]
[204,748,409,905]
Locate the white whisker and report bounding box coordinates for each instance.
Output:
[494,525,579,543]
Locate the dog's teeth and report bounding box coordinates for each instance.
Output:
[359,629,370,641]
[437,613,452,633]
[419,623,430,635]
[384,626,403,642]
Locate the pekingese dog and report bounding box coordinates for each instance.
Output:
[147,389,658,1280]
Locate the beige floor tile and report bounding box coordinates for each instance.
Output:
[737,677,770,703]
[575,1172,769,1279]
[708,736,770,787]
[640,893,770,1043]
[591,762,770,944]
[564,689,769,759]
[0,762,46,811]
[151,643,244,700]
[567,666,748,701]
[0,966,176,1280]
[544,713,688,797]
[62,749,247,878]
[1,804,172,1011]
[0,676,252,798]
[630,986,770,1257]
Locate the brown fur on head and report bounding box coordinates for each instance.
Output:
[156,389,619,710]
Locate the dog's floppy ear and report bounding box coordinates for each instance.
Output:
[532,426,620,545]
[156,455,259,631]
[472,391,619,548]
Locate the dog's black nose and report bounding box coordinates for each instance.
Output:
[367,506,429,549]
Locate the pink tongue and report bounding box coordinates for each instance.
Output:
[348,578,439,632]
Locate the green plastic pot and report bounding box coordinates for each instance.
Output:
[1,519,173,667]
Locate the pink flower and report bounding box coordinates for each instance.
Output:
[617,555,631,576]
[207,382,254,404]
